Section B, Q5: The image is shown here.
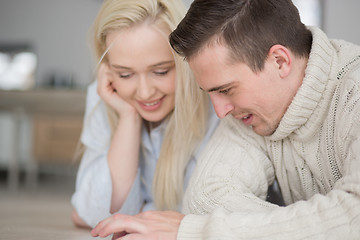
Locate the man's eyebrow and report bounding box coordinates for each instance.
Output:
[200,82,234,92]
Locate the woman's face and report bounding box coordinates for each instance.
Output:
[105,23,176,124]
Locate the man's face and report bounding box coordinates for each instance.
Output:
[188,44,293,136]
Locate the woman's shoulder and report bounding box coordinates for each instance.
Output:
[81,80,111,151]
[85,81,100,108]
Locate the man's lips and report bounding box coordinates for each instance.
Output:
[234,113,253,125]
[242,114,253,125]
[234,113,251,119]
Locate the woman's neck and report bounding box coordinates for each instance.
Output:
[144,120,162,133]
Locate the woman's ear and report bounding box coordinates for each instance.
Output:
[268,44,292,78]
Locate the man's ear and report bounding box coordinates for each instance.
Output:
[268,44,292,78]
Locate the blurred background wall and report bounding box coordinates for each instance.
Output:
[0,0,102,88]
[323,0,360,44]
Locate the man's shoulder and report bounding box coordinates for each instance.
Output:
[331,39,360,72]
[218,116,266,148]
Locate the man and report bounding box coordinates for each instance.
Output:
[91,0,360,239]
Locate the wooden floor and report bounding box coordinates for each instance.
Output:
[0,172,110,240]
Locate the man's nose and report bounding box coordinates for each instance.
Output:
[210,95,234,118]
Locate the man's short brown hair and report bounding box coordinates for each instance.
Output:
[170,0,312,72]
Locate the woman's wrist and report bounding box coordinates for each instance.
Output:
[117,109,142,126]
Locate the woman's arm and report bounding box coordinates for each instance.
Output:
[96,63,142,213]
[72,209,91,229]
[106,111,141,213]
[71,75,144,227]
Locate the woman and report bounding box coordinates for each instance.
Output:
[71,0,219,228]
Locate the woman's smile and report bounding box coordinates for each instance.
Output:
[138,96,165,111]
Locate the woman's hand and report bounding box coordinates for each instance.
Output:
[91,211,184,240]
[97,63,137,116]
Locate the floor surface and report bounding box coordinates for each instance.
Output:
[0,172,111,240]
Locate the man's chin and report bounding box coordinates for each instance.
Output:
[252,126,276,137]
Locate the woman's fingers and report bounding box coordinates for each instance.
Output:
[96,62,137,116]
[97,63,114,99]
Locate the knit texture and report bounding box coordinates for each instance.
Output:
[178,27,360,239]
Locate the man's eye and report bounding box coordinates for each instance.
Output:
[219,88,231,95]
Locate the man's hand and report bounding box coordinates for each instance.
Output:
[91,211,184,240]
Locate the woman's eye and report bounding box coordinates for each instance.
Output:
[154,70,169,76]
[118,73,132,79]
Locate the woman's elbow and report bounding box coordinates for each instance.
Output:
[72,209,91,229]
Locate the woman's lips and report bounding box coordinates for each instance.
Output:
[138,96,165,111]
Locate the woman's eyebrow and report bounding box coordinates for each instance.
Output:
[111,64,131,70]
[111,60,175,70]
[150,60,175,68]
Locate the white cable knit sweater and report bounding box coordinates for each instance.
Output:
[178,27,360,239]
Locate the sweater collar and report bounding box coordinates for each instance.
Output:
[267,27,338,141]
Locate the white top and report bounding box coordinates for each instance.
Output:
[178,27,360,239]
[71,81,220,227]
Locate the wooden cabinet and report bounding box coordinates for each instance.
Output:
[33,114,83,163]
[0,88,87,189]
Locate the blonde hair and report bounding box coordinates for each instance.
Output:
[91,0,209,210]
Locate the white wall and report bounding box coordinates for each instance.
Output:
[0,0,102,87]
[323,0,360,44]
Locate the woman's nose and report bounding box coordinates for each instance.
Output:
[137,76,155,100]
